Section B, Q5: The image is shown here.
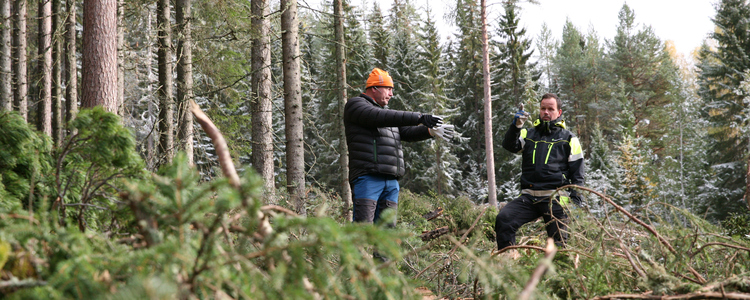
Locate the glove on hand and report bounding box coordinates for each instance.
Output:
[513,110,530,128]
[430,124,455,142]
[570,189,584,206]
[418,114,443,128]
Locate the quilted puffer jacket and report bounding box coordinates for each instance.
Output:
[344,94,432,181]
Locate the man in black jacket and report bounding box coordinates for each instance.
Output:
[344,68,454,225]
[495,93,585,251]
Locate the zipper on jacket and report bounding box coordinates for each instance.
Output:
[545,143,553,164]
[372,140,378,163]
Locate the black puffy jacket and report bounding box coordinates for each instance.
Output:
[502,116,585,194]
[344,94,433,181]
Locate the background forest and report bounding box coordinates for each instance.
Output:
[2,0,750,298]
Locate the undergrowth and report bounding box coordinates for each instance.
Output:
[1,109,750,299]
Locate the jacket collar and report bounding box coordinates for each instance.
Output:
[533,116,566,133]
[360,93,382,108]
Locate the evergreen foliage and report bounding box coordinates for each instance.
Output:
[6,0,750,297]
[697,0,750,220]
[0,111,52,209]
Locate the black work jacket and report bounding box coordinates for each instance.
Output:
[344,94,432,181]
[502,116,585,192]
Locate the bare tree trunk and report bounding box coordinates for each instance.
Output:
[51,0,62,144]
[0,0,11,111]
[176,0,194,165]
[334,0,351,220]
[116,0,124,114]
[13,0,28,120]
[250,0,275,200]
[157,0,174,164]
[64,0,77,124]
[481,0,497,207]
[145,7,156,168]
[37,0,52,135]
[281,0,305,214]
[81,0,117,111]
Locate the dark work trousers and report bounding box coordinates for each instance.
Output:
[495,194,568,250]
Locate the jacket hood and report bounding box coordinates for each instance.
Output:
[533,116,566,133]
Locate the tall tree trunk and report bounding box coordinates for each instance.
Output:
[145,7,156,168]
[334,0,351,220]
[157,0,174,164]
[0,0,11,111]
[116,0,124,113]
[13,0,27,120]
[51,0,62,144]
[176,0,193,165]
[37,0,52,135]
[250,0,275,199]
[281,0,305,214]
[81,0,117,111]
[64,0,77,124]
[481,0,497,207]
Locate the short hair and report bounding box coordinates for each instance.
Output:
[541,93,562,111]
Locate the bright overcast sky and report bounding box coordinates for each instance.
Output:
[346,0,718,58]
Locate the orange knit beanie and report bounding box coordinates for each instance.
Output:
[365,68,394,88]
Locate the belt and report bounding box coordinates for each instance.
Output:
[521,189,569,198]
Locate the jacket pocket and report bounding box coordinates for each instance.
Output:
[372,139,378,163]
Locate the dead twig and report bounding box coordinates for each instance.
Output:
[518,238,558,300]
[261,205,298,216]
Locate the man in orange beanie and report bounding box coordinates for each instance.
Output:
[344,68,455,236]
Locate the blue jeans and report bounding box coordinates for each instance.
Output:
[350,174,399,224]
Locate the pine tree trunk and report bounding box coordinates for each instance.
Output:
[281,0,305,214]
[13,0,28,120]
[81,0,117,112]
[0,0,11,111]
[481,0,497,207]
[251,0,275,200]
[37,0,52,135]
[51,0,62,144]
[64,0,77,124]
[116,0,124,113]
[176,0,194,165]
[334,0,351,220]
[157,0,174,165]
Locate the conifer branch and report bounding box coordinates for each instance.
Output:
[562,185,677,254]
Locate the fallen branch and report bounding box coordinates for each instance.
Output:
[562,185,676,254]
[189,99,240,190]
[415,206,488,278]
[593,291,750,299]
[0,278,47,289]
[422,207,443,221]
[518,238,557,300]
[420,226,449,241]
[689,242,750,259]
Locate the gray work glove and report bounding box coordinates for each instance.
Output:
[429,124,455,142]
[513,110,530,128]
[418,114,443,128]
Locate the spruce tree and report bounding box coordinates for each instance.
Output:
[696,0,750,219]
[490,2,538,200]
[449,0,487,201]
